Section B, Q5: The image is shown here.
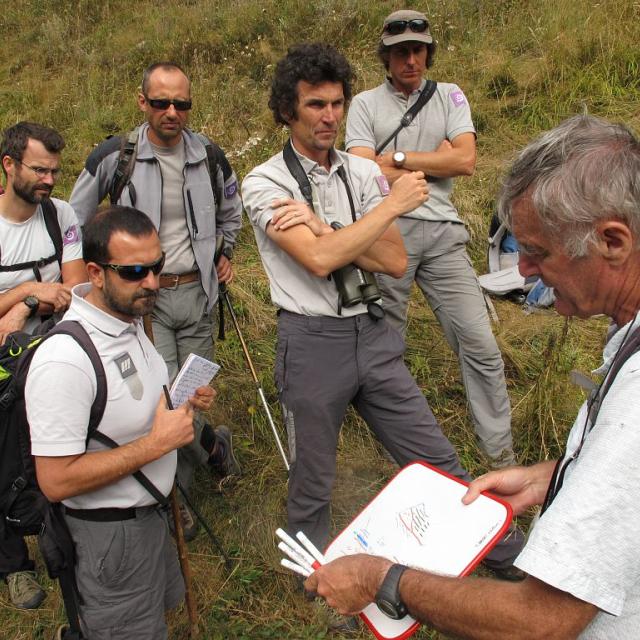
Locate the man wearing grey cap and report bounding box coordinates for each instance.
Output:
[346,10,515,468]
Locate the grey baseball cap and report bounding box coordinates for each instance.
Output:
[381,9,433,46]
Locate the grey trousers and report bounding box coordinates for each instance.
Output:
[65,506,184,640]
[377,218,514,462]
[151,280,214,489]
[276,310,523,569]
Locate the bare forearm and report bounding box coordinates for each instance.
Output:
[0,283,33,317]
[400,573,595,640]
[353,224,407,276]
[270,198,403,278]
[36,435,167,502]
[403,148,475,178]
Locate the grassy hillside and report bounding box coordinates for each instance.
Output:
[1,0,639,638]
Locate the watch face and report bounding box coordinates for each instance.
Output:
[393,151,406,167]
[377,598,402,620]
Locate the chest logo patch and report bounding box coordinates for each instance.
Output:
[115,353,137,379]
[375,175,390,196]
[224,180,238,199]
[449,91,467,108]
[63,224,80,246]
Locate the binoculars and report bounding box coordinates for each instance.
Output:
[330,222,381,309]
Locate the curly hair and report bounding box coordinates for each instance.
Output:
[269,43,354,126]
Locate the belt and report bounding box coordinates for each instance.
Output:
[65,505,159,522]
[159,270,199,290]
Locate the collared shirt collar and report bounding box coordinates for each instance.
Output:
[70,283,142,338]
[384,77,427,99]
[289,141,344,177]
[594,311,640,376]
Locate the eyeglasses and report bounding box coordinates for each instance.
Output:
[98,253,166,282]
[384,19,429,36]
[15,160,62,179]
[144,96,192,111]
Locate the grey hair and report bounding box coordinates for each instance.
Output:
[497,114,640,257]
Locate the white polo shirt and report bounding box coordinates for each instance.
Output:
[26,283,175,509]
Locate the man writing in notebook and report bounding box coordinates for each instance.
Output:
[307,115,640,638]
[346,10,514,468]
[26,206,214,639]
[243,43,524,631]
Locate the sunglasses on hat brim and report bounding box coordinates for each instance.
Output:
[384,19,429,36]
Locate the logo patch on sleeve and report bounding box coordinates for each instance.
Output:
[449,91,467,107]
[224,180,238,199]
[375,175,390,195]
[63,224,80,246]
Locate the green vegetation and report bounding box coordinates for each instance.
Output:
[1,0,639,638]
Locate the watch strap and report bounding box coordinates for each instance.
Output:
[375,563,409,618]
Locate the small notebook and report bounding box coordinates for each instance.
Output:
[324,462,513,640]
[169,353,220,407]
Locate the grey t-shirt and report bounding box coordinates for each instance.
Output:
[151,140,197,274]
[242,145,389,317]
[345,79,475,223]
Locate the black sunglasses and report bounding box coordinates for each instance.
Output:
[384,19,429,36]
[145,96,192,111]
[99,253,166,282]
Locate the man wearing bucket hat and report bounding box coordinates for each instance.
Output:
[346,10,515,468]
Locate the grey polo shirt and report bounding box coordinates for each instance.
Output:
[345,78,476,223]
[242,145,388,317]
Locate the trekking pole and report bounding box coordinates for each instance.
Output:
[143,315,199,638]
[218,282,290,472]
[176,481,233,571]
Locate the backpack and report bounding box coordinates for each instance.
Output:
[478,212,555,309]
[0,321,106,640]
[0,198,63,280]
[107,126,232,208]
[0,321,107,539]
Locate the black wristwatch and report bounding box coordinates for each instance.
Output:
[22,295,40,318]
[375,563,409,619]
[221,246,234,261]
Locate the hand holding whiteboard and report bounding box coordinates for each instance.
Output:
[169,353,220,407]
[323,462,513,640]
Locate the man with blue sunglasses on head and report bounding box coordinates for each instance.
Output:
[70,63,243,538]
[346,10,515,469]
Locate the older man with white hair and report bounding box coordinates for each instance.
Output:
[308,114,640,638]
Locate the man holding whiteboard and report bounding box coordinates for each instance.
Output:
[308,115,640,638]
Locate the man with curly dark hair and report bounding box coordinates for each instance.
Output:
[243,46,524,628]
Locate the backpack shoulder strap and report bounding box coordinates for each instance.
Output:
[108,128,140,205]
[375,80,438,155]
[196,133,233,208]
[46,321,107,433]
[282,138,314,210]
[41,199,63,270]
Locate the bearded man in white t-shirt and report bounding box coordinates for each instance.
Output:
[0,121,85,611]
[0,122,85,343]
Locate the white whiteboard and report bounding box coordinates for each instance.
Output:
[324,462,512,640]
